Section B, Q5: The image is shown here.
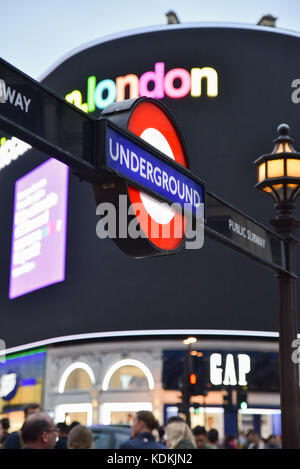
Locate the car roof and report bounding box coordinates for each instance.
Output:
[89,424,131,433]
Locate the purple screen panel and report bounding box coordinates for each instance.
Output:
[9,158,69,299]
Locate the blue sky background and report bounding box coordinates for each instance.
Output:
[2,0,300,79]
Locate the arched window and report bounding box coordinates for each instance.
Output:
[102,359,154,391]
[58,362,96,393]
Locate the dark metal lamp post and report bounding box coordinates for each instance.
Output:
[254,123,300,448]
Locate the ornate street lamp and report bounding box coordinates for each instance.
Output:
[255,123,300,449]
[255,123,300,213]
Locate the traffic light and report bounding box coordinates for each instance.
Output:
[189,373,197,385]
[192,403,200,415]
[237,389,248,410]
[188,355,209,396]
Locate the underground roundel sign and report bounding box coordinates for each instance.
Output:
[94,97,202,258]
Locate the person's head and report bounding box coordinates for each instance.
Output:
[267,434,277,445]
[224,434,238,449]
[21,412,58,449]
[69,421,80,431]
[166,415,184,425]
[246,429,254,442]
[131,411,159,438]
[24,403,41,419]
[208,428,219,445]
[0,417,10,434]
[166,421,195,449]
[67,424,93,449]
[57,422,69,437]
[207,416,214,429]
[192,426,208,449]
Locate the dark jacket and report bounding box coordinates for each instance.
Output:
[3,431,23,449]
[120,432,166,450]
[55,436,68,449]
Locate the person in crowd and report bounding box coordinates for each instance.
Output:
[0,418,10,446]
[248,431,265,449]
[55,422,69,449]
[223,434,238,449]
[4,403,41,449]
[242,429,255,449]
[68,421,80,431]
[165,421,196,449]
[21,412,58,450]
[207,428,219,449]
[166,415,185,425]
[158,425,166,445]
[120,410,165,449]
[67,424,93,449]
[265,434,280,449]
[192,426,215,449]
[152,425,166,445]
[238,430,247,449]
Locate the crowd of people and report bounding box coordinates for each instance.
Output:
[0,403,93,450]
[0,402,281,449]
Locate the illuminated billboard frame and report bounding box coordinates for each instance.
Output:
[9,158,69,299]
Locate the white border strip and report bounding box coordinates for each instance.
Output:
[3,329,280,355]
[38,22,300,81]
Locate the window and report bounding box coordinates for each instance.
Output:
[64,368,92,391]
[108,365,148,390]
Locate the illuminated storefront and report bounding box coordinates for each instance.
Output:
[42,335,281,440]
[0,348,46,431]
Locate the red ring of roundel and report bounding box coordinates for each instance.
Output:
[128,101,188,251]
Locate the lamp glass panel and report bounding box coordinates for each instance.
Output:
[285,143,294,153]
[287,159,300,177]
[258,163,266,182]
[275,143,284,154]
[267,159,284,178]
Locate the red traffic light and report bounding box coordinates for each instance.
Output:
[189,373,197,385]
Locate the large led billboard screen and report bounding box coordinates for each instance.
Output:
[9,159,68,299]
[1,24,300,348]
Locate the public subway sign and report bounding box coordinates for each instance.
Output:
[205,192,286,272]
[104,123,205,219]
[65,62,219,112]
